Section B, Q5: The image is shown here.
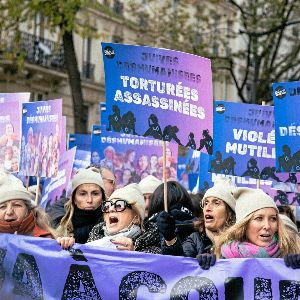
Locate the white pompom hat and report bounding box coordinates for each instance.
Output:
[234,187,278,223]
[0,171,35,209]
[71,167,105,198]
[139,175,162,195]
[202,177,236,212]
[109,183,145,221]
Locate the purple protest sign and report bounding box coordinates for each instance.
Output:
[71,149,91,179]
[211,101,276,179]
[101,43,213,151]
[40,147,76,209]
[0,92,30,103]
[19,99,62,177]
[91,125,178,187]
[60,116,66,153]
[0,102,21,172]
[0,234,300,299]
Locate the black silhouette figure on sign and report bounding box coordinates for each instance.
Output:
[185,132,196,150]
[210,151,223,173]
[260,167,280,181]
[242,158,260,179]
[198,129,213,155]
[221,156,236,175]
[121,111,137,135]
[285,173,297,184]
[274,190,289,205]
[143,114,162,140]
[278,145,293,172]
[162,125,182,145]
[107,105,122,132]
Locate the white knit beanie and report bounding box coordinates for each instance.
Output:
[0,171,35,209]
[234,187,278,223]
[139,175,162,195]
[280,214,298,233]
[202,177,236,212]
[72,167,105,197]
[109,183,145,221]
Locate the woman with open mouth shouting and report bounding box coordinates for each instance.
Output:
[157,178,236,270]
[86,183,161,254]
[212,187,300,269]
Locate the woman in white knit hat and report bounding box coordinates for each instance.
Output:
[87,183,161,253]
[138,175,162,218]
[56,167,106,248]
[157,178,236,270]
[214,187,300,269]
[0,171,56,238]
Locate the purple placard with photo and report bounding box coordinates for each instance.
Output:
[91,125,178,187]
[0,92,30,103]
[19,99,62,177]
[102,43,213,151]
[40,147,76,209]
[0,102,22,173]
[60,116,66,153]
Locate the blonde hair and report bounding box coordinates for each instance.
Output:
[215,211,300,258]
[56,199,75,237]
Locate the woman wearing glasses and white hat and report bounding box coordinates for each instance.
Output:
[87,183,161,254]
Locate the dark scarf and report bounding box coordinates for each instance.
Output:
[0,211,35,235]
[72,206,102,244]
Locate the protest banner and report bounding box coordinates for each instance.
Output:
[61,116,66,153]
[0,92,30,103]
[68,133,91,151]
[40,147,76,209]
[273,81,300,173]
[0,234,299,299]
[19,99,62,177]
[211,101,275,179]
[91,125,178,187]
[101,43,213,152]
[0,102,21,173]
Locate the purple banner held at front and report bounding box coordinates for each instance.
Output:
[0,234,300,299]
[101,43,213,152]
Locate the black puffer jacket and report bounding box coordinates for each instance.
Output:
[162,231,213,257]
[87,221,162,254]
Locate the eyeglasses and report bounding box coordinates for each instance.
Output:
[101,200,132,213]
[200,198,224,209]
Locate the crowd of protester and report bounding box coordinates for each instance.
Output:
[0,166,300,270]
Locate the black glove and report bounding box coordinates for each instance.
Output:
[284,254,300,269]
[170,209,193,221]
[156,211,176,241]
[197,253,216,270]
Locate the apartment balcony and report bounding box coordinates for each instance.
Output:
[19,32,65,71]
[1,31,65,71]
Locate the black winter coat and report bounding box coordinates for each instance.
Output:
[162,231,213,257]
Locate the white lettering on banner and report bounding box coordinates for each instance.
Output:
[36,105,51,114]
[279,124,300,136]
[232,129,275,144]
[225,142,276,158]
[101,136,164,147]
[211,173,273,186]
[114,90,205,119]
[26,114,59,124]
